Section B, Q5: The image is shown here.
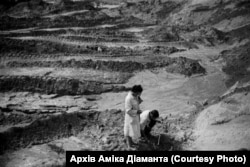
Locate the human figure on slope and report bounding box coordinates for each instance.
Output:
[124,85,143,150]
[140,109,161,140]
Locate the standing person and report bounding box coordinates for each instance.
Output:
[124,85,143,150]
[140,110,160,140]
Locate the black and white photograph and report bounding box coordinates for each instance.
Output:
[0,0,250,166]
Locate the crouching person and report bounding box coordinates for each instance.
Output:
[140,110,160,140]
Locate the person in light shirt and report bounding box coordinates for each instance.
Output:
[124,85,143,150]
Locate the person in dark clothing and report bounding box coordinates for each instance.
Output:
[140,110,160,139]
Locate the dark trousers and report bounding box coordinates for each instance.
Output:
[142,120,156,138]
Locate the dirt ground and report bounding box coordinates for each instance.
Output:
[0,0,250,166]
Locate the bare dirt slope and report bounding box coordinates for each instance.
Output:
[190,81,250,150]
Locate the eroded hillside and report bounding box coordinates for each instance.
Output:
[0,0,250,166]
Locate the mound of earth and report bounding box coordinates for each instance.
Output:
[164,57,206,77]
[6,59,145,73]
[0,38,105,54]
[190,82,250,150]
[118,0,182,24]
[144,26,181,42]
[0,38,185,56]
[5,55,205,77]
[0,75,129,95]
[181,26,229,46]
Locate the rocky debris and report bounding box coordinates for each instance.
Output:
[115,16,147,28]
[0,143,66,167]
[143,46,185,54]
[207,0,250,27]
[0,111,183,167]
[5,56,206,76]
[0,104,75,116]
[220,42,250,86]
[0,92,103,128]
[164,0,250,27]
[0,75,129,95]
[0,29,67,37]
[182,26,229,46]
[142,0,250,46]
[56,0,95,12]
[76,28,136,39]
[227,24,250,43]
[63,35,139,43]
[0,38,45,53]
[118,0,182,24]
[0,38,184,56]
[61,28,139,43]
[6,59,145,73]
[0,0,95,17]
[145,25,229,45]
[0,9,114,30]
[0,46,184,61]
[0,110,99,154]
[6,0,52,18]
[0,52,67,60]
[165,57,206,77]
[144,26,181,42]
[0,110,38,127]
[0,109,181,154]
